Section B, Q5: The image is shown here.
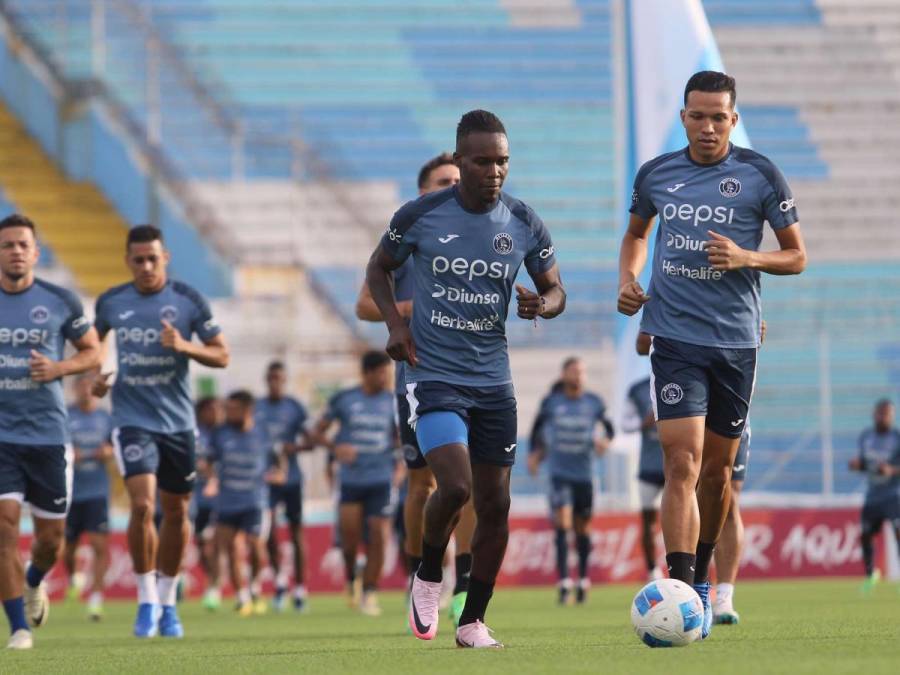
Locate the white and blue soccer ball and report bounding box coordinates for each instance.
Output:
[630,578,703,647]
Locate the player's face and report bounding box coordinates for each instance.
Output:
[681,90,737,162]
[198,400,223,428]
[419,163,460,195]
[362,363,392,392]
[225,399,251,427]
[455,132,509,205]
[126,239,170,292]
[562,360,587,390]
[875,404,895,430]
[0,226,39,281]
[266,368,287,398]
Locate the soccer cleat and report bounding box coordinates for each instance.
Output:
[408,575,442,640]
[133,603,160,638]
[359,592,382,617]
[253,598,268,615]
[236,602,253,618]
[202,588,221,611]
[576,578,590,605]
[87,598,103,622]
[448,591,467,627]
[713,605,740,625]
[273,586,287,612]
[293,594,308,613]
[558,578,573,606]
[692,582,713,640]
[24,579,50,628]
[456,620,503,648]
[6,629,33,650]
[158,606,184,638]
[860,569,881,595]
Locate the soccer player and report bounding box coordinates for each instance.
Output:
[849,399,900,593]
[713,423,750,623]
[366,110,565,647]
[310,351,400,617]
[356,153,477,624]
[617,71,807,638]
[623,332,665,582]
[0,214,100,650]
[255,361,311,612]
[206,390,284,616]
[193,396,223,610]
[528,357,613,605]
[93,224,229,638]
[63,373,114,621]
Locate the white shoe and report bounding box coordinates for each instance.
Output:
[647,567,664,581]
[359,592,382,617]
[24,579,49,628]
[6,629,33,650]
[456,620,503,648]
[408,575,442,640]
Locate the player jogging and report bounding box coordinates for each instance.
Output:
[528,356,613,605]
[617,71,807,638]
[0,214,100,650]
[93,225,229,638]
[356,153,477,624]
[366,110,565,647]
[193,396,223,610]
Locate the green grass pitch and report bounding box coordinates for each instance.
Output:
[3,579,898,674]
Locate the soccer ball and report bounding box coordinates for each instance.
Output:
[630,578,703,647]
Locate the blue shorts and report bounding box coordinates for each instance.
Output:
[406,381,518,466]
[340,482,394,519]
[732,426,751,482]
[66,497,109,541]
[268,482,303,526]
[549,477,594,519]
[0,442,72,519]
[112,427,197,494]
[861,500,900,535]
[650,337,756,438]
[217,507,269,537]
[396,394,426,470]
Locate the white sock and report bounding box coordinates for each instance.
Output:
[276,571,289,589]
[88,591,103,606]
[293,585,307,600]
[716,582,735,603]
[157,574,179,608]
[136,572,159,606]
[238,587,251,605]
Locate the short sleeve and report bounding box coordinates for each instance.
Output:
[759,162,798,230]
[293,401,309,436]
[629,163,659,219]
[523,212,556,276]
[323,392,342,423]
[380,200,423,263]
[93,297,110,336]
[59,290,90,341]
[186,288,221,342]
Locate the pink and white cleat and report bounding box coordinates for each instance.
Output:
[408,575,442,640]
[456,620,504,649]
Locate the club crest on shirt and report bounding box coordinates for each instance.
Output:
[493,232,514,255]
[159,305,179,323]
[719,177,741,198]
[29,305,50,324]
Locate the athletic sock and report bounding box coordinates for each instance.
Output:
[716,582,734,604]
[238,587,251,605]
[665,552,696,585]
[454,553,472,595]
[3,597,29,634]
[88,591,103,606]
[555,529,569,581]
[25,562,47,589]
[694,541,716,584]
[407,555,422,587]
[457,576,494,627]
[157,574,179,608]
[575,534,591,580]
[861,533,875,576]
[417,540,446,583]
[136,571,159,605]
[293,585,307,600]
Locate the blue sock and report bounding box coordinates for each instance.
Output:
[3,597,29,634]
[26,563,47,589]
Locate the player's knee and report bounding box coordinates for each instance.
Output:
[131,497,155,523]
[699,461,731,492]
[161,499,189,523]
[408,478,435,505]
[0,515,18,549]
[438,479,471,510]
[34,527,64,559]
[665,451,699,487]
[477,492,511,527]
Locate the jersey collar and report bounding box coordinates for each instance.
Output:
[682,142,734,169]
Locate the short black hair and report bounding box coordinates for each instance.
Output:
[361,350,391,373]
[267,360,286,373]
[227,389,255,407]
[684,70,737,108]
[456,109,506,148]
[127,224,164,250]
[417,152,456,190]
[875,398,894,410]
[0,213,36,234]
[195,396,218,415]
[562,356,581,371]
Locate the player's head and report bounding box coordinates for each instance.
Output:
[561,356,587,393]
[454,109,509,206]
[874,398,894,432]
[418,152,460,196]
[126,225,170,293]
[360,350,392,392]
[0,214,39,283]
[74,373,96,408]
[196,396,223,428]
[265,360,287,398]
[681,71,738,162]
[225,389,255,428]
[636,332,652,356]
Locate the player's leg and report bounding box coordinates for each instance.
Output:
[266,487,286,609]
[247,510,270,615]
[549,479,574,604]
[572,482,594,604]
[714,479,744,623]
[86,531,109,621]
[0,497,30,648]
[339,499,364,608]
[404,466,437,583]
[217,521,248,614]
[361,501,391,618]
[195,507,220,610]
[448,499,475,624]
[27,516,65,627]
[638,480,664,580]
[157,491,190,617]
[284,484,307,611]
[859,509,882,593]
[63,513,81,601]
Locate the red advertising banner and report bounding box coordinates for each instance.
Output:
[26,507,876,600]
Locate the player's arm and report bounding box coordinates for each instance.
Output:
[30,328,101,383]
[527,404,548,476]
[266,447,288,485]
[517,263,566,320]
[849,433,865,471]
[366,245,417,366]
[161,323,230,368]
[355,280,413,322]
[595,415,615,456]
[706,223,807,275]
[308,416,336,451]
[617,213,654,315]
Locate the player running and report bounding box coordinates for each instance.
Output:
[356,153,476,624]
[63,374,114,621]
[849,399,900,593]
[713,423,750,623]
[255,361,312,612]
[617,71,807,638]
[0,214,100,650]
[528,357,613,605]
[194,396,223,610]
[311,351,401,617]
[93,224,229,638]
[366,110,565,647]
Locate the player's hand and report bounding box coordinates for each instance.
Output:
[334,443,357,465]
[265,468,287,485]
[160,319,187,353]
[203,477,219,499]
[386,323,417,367]
[706,231,750,271]
[848,457,862,471]
[92,371,113,398]
[594,438,610,455]
[515,284,544,320]
[877,462,894,477]
[617,281,650,316]
[29,350,62,382]
[527,452,540,477]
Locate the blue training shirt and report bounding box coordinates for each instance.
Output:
[95,280,221,433]
[625,377,664,484]
[535,390,613,483]
[380,185,556,387]
[210,423,275,514]
[255,396,308,486]
[68,406,113,502]
[325,386,397,486]
[857,427,900,506]
[630,144,799,348]
[0,279,91,445]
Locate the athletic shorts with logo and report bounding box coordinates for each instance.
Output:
[0,442,72,518]
[861,498,900,535]
[268,482,303,526]
[217,507,269,537]
[650,336,756,438]
[66,497,109,541]
[549,476,593,519]
[340,482,395,518]
[113,426,196,494]
[396,393,426,470]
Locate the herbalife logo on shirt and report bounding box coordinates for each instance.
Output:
[431,310,501,333]
[662,259,723,281]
